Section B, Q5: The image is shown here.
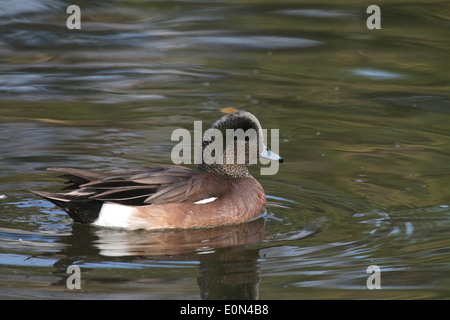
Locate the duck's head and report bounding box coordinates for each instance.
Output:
[198,111,283,178]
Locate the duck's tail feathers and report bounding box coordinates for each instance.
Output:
[31,190,102,224]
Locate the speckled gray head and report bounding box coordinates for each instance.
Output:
[199,111,283,178]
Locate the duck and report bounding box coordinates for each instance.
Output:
[32,111,283,230]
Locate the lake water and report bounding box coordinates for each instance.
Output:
[0,0,449,299]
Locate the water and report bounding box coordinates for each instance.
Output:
[0,0,449,299]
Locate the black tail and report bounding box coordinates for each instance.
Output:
[32,190,102,224]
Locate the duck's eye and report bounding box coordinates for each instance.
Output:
[233,136,250,142]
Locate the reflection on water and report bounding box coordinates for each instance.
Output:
[1,0,450,299]
[46,219,264,299]
[92,218,265,257]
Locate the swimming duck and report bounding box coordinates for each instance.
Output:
[32,111,282,230]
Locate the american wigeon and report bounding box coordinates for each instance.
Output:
[32,111,283,230]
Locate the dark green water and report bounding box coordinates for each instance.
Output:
[0,0,449,299]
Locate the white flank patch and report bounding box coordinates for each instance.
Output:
[194,197,218,205]
[92,202,135,228]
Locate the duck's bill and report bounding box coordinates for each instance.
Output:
[259,147,283,163]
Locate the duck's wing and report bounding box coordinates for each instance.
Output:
[36,166,228,207]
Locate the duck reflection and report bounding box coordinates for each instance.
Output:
[54,217,265,299]
[197,245,261,299]
[93,217,264,257]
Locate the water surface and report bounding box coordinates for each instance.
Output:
[0,0,449,299]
